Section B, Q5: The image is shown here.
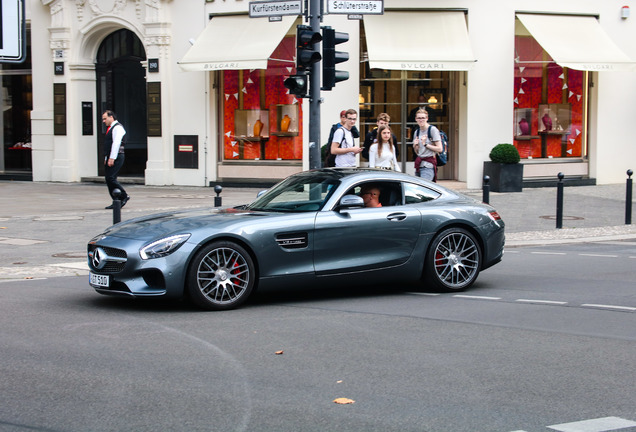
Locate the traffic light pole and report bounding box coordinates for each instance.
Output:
[308,0,322,170]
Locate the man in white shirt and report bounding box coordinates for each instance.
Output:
[331,109,362,167]
[102,110,130,209]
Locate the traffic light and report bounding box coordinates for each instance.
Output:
[321,26,349,91]
[284,25,321,99]
[283,74,308,98]
[296,25,322,73]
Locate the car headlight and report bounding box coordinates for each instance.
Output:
[140,234,191,260]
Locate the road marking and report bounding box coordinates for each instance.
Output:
[453,295,501,300]
[578,253,618,258]
[581,304,636,312]
[531,251,567,255]
[548,416,636,431]
[516,299,568,305]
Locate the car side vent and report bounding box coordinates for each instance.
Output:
[275,232,308,249]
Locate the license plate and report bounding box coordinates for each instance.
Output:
[89,272,110,288]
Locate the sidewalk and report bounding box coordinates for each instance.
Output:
[1,180,635,279]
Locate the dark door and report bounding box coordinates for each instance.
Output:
[96,29,147,177]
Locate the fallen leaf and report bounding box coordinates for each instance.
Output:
[24,277,34,280]
[333,398,355,405]
[274,350,284,355]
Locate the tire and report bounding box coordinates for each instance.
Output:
[423,227,481,292]
[186,241,255,311]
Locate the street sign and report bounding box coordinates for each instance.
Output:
[326,0,383,15]
[249,0,303,18]
[0,0,26,63]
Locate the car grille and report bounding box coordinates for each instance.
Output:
[87,244,127,273]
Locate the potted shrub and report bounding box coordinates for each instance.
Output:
[483,143,523,192]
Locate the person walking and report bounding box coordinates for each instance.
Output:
[331,109,362,167]
[412,108,443,182]
[368,124,401,171]
[102,110,130,209]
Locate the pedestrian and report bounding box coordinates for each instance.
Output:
[362,112,399,160]
[412,108,443,182]
[101,110,130,209]
[331,109,363,167]
[327,109,360,148]
[369,124,401,171]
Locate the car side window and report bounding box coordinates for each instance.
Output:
[404,183,441,204]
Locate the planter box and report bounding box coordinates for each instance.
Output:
[483,161,523,192]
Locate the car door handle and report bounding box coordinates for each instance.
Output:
[387,212,407,221]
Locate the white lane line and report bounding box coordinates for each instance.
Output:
[548,416,636,431]
[530,251,566,255]
[578,253,618,258]
[581,304,636,312]
[516,299,568,305]
[453,295,501,301]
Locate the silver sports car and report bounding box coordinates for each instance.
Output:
[88,169,505,310]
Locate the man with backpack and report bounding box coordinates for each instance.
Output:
[412,108,443,182]
[329,109,363,167]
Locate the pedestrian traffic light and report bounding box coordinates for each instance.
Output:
[284,74,308,98]
[296,25,322,73]
[321,26,349,91]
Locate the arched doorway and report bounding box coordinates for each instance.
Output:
[96,29,147,177]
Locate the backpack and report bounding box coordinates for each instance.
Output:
[323,132,346,167]
[427,126,448,167]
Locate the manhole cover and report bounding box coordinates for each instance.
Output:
[539,215,584,221]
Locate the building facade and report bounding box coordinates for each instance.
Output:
[1,0,634,188]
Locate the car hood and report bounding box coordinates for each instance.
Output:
[101,207,271,240]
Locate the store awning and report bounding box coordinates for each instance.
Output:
[363,11,476,71]
[179,15,296,71]
[517,13,636,72]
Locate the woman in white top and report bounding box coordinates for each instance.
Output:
[369,125,401,172]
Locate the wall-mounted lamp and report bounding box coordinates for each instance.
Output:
[428,96,438,104]
[622,5,630,19]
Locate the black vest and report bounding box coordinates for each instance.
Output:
[104,123,126,157]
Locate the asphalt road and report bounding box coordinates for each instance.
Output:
[1,242,635,432]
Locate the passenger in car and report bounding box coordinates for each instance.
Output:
[360,185,382,208]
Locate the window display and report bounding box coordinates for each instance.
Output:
[221,35,302,162]
[513,18,587,160]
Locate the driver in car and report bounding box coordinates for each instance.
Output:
[360,185,382,208]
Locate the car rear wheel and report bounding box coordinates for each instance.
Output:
[423,227,481,291]
[187,241,255,311]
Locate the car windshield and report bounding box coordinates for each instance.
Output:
[246,173,340,212]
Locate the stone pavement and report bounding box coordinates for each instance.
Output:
[1,179,635,279]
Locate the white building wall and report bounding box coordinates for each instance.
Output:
[26,0,636,187]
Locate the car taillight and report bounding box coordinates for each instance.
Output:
[488,210,502,222]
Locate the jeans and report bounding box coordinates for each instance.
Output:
[105,154,127,200]
[417,166,435,182]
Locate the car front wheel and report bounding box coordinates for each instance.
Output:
[187,241,255,311]
[424,227,481,291]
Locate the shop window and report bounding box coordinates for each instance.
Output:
[220,35,302,162]
[514,19,588,160]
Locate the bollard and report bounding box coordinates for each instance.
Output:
[111,188,122,224]
[482,175,490,204]
[626,169,633,225]
[556,172,564,229]
[214,185,223,207]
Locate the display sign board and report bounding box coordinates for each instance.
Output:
[249,0,302,18]
[326,0,383,15]
[0,0,26,63]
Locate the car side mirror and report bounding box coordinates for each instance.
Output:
[336,194,365,211]
[256,189,268,198]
